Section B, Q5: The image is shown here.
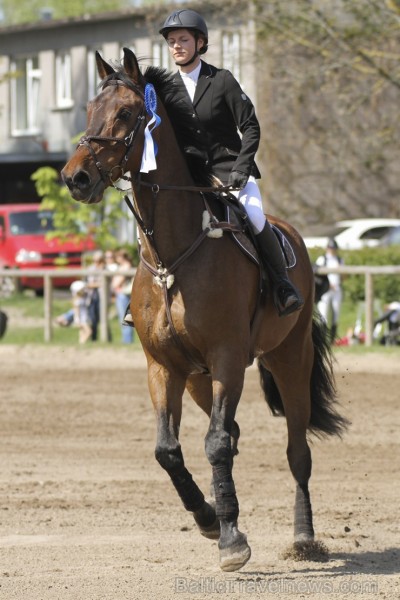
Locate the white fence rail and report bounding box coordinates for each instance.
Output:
[316,265,400,345]
[0,268,136,343]
[1,266,400,346]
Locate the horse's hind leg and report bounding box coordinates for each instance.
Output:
[147,362,217,539]
[261,344,315,543]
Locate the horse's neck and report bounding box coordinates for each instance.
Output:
[137,108,205,265]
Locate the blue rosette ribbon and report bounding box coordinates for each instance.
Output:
[140,83,162,173]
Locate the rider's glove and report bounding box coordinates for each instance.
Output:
[228,170,249,190]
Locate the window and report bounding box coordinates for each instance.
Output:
[87,47,103,100]
[152,41,170,69]
[10,55,41,135]
[360,227,395,241]
[222,32,241,81]
[55,50,73,108]
[9,210,55,236]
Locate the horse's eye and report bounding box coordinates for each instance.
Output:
[118,108,132,121]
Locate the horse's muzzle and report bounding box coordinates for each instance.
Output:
[61,168,103,203]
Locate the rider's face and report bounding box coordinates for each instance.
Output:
[166,29,203,65]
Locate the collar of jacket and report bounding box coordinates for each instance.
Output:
[174,61,213,107]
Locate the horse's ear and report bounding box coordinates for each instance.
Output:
[95,51,115,80]
[123,47,142,84]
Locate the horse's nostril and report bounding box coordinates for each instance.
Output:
[62,175,73,190]
[73,170,91,190]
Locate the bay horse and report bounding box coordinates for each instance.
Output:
[61,48,348,572]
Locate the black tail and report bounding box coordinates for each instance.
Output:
[258,312,350,438]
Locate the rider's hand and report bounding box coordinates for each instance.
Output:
[228,171,248,190]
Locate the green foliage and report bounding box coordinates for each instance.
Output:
[342,247,400,303]
[1,0,173,26]
[31,167,89,239]
[1,0,125,26]
[0,291,142,346]
[308,246,400,303]
[31,166,137,258]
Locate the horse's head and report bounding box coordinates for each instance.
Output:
[62,48,146,204]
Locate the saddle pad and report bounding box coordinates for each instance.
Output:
[227,206,296,269]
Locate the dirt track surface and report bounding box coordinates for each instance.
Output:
[1,346,399,600]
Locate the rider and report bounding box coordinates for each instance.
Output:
[158,9,303,317]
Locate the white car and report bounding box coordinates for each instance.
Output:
[303,218,400,250]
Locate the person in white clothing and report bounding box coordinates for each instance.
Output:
[315,238,343,343]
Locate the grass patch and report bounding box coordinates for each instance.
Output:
[1,291,399,351]
[0,290,140,346]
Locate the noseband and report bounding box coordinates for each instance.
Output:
[78,80,146,184]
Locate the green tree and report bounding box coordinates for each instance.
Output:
[1,0,125,25]
[251,0,400,229]
[31,167,135,254]
[0,0,171,25]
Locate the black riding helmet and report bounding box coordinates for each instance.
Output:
[159,9,208,55]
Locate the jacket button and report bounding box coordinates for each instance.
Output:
[196,130,201,134]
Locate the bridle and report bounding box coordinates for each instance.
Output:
[77,80,146,185]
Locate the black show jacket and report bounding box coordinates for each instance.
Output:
[158,61,261,184]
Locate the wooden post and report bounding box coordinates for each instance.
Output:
[364,272,374,347]
[44,274,53,342]
[99,272,110,343]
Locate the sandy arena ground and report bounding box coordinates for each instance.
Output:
[0,345,399,600]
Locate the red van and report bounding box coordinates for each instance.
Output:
[0,203,96,294]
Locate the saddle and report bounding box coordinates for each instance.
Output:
[219,196,296,270]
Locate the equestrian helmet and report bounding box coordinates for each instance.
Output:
[327,238,339,250]
[159,9,208,53]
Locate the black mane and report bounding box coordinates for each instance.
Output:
[101,70,144,97]
[143,65,175,95]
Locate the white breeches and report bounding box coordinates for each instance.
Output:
[231,176,266,234]
[317,288,343,326]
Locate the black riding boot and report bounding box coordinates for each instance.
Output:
[330,324,337,344]
[256,220,304,317]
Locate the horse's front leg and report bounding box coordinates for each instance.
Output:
[204,369,251,572]
[186,373,240,523]
[148,361,218,538]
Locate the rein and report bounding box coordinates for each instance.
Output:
[119,173,233,195]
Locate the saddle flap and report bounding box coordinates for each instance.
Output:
[227,206,296,269]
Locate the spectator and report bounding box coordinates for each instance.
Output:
[85,251,105,341]
[315,239,344,343]
[111,249,134,344]
[373,301,400,346]
[0,308,7,339]
[70,280,92,344]
[104,249,118,273]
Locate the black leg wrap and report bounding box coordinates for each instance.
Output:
[170,467,205,513]
[294,484,314,539]
[212,464,239,522]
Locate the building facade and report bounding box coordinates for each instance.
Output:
[0,3,257,213]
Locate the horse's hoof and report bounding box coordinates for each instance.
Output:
[219,535,251,572]
[294,533,314,543]
[198,519,220,540]
[193,502,220,540]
